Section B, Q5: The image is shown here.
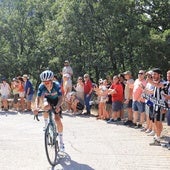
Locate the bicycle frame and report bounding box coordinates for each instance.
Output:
[35,104,59,166]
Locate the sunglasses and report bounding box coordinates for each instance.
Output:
[138,73,144,75]
[43,80,51,84]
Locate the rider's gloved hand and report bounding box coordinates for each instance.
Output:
[33,107,40,115]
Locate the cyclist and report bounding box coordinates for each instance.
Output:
[33,70,64,151]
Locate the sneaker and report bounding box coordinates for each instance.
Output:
[60,143,65,152]
[145,129,152,133]
[168,144,170,150]
[83,112,90,116]
[140,127,147,132]
[117,117,121,121]
[161,143,170,148]
[129,122,137,127]
[124,120,132,126]
[134,124,142,129]
[107,118,114,123]
[147,131,155,136]
[149,140,161,146]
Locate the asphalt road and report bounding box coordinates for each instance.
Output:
[0,110,170,170]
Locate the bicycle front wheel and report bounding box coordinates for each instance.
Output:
[44,123,59,166]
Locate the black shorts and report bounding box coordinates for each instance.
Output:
[13,94,19,104]
[46,97,62,115]
[150,107,165,122]
[149,106,153,120]
[127,99,133,108]
[47,97,58,106]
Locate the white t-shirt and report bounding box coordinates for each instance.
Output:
[0,82,10,96]
[62,66,73,78]
[124,79,134,100]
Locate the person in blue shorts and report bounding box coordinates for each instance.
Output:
[33,70,64,151]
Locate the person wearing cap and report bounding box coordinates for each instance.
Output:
[123,71,134,126]
[62,73,73,112]
[132,70,147,128]
[22,74,34,112]
[148,68,167,146]
[0,78,11,111]
[62,60,73,80]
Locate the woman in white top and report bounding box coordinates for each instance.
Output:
[0,78,11,111]
[74,76,84,105]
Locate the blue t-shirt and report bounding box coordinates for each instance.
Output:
[37,81,62,100]
[25,80,34,95]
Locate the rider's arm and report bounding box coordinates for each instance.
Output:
[56,95,63,109]
[35,96,41,108]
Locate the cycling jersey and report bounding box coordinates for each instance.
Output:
[37,81,62,100]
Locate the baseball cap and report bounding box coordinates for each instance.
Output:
[64,60,69,63]
[152,68,162,75]
[123,71,131,75]
[63,73,70,78]
[22,74,29,79]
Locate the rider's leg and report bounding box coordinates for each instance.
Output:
[54,114,64,151]
[43,104,50,130]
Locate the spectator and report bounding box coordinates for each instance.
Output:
[149,68,167,146]
[118,73,126,119]
[0,78,11,111]
[11,78,19,111]
[162,70,170,148]
[142,71,155,136]
[73,76,84,105]
[105,79,113,121]
[66,91,84,115]
[95,79,109,120]
[62,60,73,81]
[83,74,93,115]
[22,74,34,112]
[62,73,72,112]
[131,70,147,128]
[18,76,25,112]
[107,75,124,123]
[123,71,134,126]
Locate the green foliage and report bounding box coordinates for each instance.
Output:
[0,0,169,86]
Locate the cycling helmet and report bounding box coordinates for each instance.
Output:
[40,70,54,81]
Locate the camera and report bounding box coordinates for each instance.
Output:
[161,83,169,95]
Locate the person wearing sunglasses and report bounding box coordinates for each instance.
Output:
[33,70,64,152]
[131,70,147,128]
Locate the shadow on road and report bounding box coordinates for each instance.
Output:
[0,110,18,116]
[51,152,95,170]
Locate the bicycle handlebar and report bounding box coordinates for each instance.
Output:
[34,115,40,121]
[34,105,62,122]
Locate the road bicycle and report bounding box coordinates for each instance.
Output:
[34,104,59,166]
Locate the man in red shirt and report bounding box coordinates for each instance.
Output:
[107,75,124,123]
[83,74,93,115]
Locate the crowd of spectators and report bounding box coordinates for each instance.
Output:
[63,66,170,149]
[0,75,34,112]
[0,60,170,149]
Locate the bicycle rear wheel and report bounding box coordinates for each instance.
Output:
[44,123,59,166]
